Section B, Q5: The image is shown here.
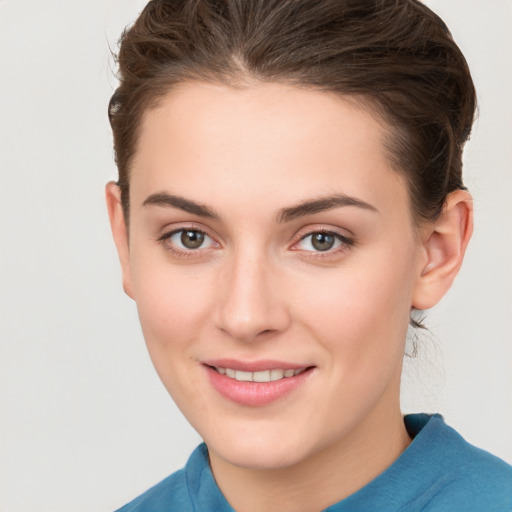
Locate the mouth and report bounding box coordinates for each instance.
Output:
[210,366,309,382]
[203,361,315,407]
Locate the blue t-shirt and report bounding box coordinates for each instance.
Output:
[115,414,512,511]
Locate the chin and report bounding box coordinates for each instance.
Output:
[219,446,306,471]
[205,427,316,471]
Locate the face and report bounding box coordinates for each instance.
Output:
[113,82,430,471]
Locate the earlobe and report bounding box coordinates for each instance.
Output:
[412,189,473,310]
[105,182,134,299]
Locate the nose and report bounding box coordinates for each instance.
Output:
[213,249,291,343]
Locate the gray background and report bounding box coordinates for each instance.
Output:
[1,1,511,511]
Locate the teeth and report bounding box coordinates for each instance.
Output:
[235,370,253,382]
[253,370,270,382]
[270,369,284,381]
[215,366,307,382]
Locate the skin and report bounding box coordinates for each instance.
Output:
[107,82,472,512]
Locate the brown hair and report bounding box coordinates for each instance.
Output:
[109,0,476,225]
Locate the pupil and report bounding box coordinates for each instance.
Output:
[181,230,204,249]
[312,232,334,251]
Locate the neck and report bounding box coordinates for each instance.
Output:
[208,401,411,512]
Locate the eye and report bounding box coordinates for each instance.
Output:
[161,229,216,251]
[296,231,351,253]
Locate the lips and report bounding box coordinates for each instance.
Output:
[203,359,314,407]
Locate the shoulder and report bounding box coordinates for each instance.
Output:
[114,443,233,512]
[114,444,209,512]
[405,414,512,512]
[114,468,190,512]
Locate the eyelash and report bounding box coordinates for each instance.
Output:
[157,227,354,259]
[293,229,354,258]
[157,227,218,259]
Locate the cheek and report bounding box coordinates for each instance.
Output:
[129,253,214,377]
[295,247,417,369]
[131,269,216,421]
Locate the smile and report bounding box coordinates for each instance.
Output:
[205,362,315,406]
[214,367,307,382]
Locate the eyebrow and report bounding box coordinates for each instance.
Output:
[142,191,377,222]
[143,192,219,219]
[276,194,378,223]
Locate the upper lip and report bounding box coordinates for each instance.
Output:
[202,359,313,372]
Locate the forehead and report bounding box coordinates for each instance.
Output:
[130,81,408,218]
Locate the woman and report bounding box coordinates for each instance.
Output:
[106,0,512,510]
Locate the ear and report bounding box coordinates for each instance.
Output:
[105,182,134,299]
[412,189,473,310]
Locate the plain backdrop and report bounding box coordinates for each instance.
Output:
[1,1,511,511]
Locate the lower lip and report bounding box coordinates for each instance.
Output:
[205,366,313,407]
